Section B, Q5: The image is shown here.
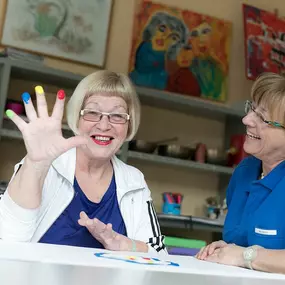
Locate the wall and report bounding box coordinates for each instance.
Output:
[0,0,284,91]
[0,0,284,241]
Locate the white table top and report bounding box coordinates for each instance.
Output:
[0,241,284,285]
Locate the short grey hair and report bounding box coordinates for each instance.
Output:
[143,12,188,44]
[67,70,141,141]
[251,72,285,124]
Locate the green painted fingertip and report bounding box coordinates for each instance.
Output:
[6,109,14,118]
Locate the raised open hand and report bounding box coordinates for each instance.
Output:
[6,86,87,168]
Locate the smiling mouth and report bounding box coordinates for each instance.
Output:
[91,135,114,145]
[246,132,261,140]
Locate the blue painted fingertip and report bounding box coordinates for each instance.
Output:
[22,92,30,104]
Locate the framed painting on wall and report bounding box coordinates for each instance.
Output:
[128,0,232,102]
[1,0,113,67]
[243,4,285,80]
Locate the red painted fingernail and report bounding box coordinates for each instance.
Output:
[57,89,65,100]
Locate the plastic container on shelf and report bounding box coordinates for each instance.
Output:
[164,236,206,256]
[6,100,24,115]
[162,202,181,215]
[164,236,206,249]
[167,247,200,256]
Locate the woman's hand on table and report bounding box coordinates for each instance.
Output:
[7,87,87,170]
[196,240,228,260]
[78,211,141,251]
[203,244,245,268]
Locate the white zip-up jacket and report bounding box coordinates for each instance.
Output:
[0,148,167,256]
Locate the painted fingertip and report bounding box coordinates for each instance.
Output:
[21,92,30,104]
[35,85,44,95]
[57,89,65,100]
[6,109,14,118]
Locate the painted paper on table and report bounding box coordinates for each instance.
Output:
[243,4,285,80]
[94,252,179,266]
[128,1,232,102]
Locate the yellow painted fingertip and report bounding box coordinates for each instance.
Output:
[6,109,14,118]
[35,85,44,95]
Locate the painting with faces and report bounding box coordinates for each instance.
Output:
[128,1,232,102]
[243,4,285,80]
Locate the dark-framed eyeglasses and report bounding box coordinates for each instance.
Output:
[80,109,130,124]
[244,100,285,129]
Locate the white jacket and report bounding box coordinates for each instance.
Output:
[0,148,167,256]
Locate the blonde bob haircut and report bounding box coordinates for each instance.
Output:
[251,72,285,124]
[67,70,141,141]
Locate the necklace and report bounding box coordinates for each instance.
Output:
[260,172,265,179]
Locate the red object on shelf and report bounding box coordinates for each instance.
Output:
[172,193,183,204]
[6,100,24,115]
[227,134,249,167]
[195,143,207,163]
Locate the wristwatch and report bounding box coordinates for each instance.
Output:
[243,245,263,270]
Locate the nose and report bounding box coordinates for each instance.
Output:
[96,115,111,131]
[242,111,256,127]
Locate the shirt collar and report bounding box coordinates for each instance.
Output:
[256,160,285,191]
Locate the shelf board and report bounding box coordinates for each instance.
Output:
[0,59,244,119]
[3,115,71,131]
[0,58,83,89]
[127,151,233,175]
[157,213,223,233]
[136,86,244,120]
[0,128,23,140]
[0,126,73,140]
[0,128,123,157]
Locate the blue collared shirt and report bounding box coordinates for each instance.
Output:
[223,156,285,249]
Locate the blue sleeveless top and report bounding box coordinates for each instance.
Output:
[39,174,127,248]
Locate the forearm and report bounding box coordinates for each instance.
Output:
[252,248,285,274]
[121,238,148,252]
[8,158,50,209]
[114,235,148,252]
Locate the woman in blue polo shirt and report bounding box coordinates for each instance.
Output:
[197,72,285,260]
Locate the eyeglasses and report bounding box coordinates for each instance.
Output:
[80,109,130,124]
[244,100,285,129]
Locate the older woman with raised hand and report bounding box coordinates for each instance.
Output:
[197,72,285,264]
[0,70,166,255]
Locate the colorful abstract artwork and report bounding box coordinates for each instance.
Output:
[1,0,113,67]
[243,4,285,80]
[94,253,179,266]
[128,1,232,102]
